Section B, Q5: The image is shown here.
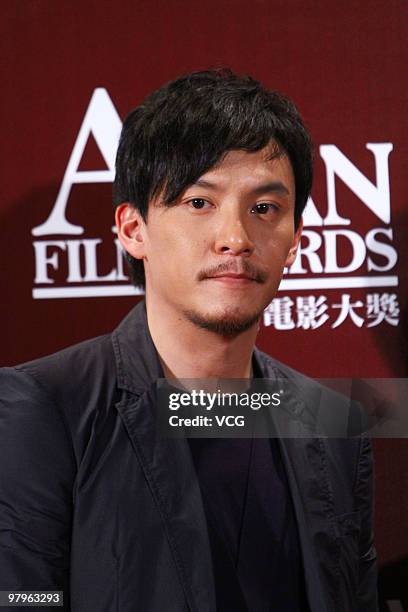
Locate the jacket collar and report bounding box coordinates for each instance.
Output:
[112,299,317,414]
[112,300,164,396]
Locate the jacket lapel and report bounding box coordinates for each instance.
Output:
[276,434,333,612]
[253,350,334,612]
[113,302,216,612]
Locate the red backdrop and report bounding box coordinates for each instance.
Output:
[1,0,407,567]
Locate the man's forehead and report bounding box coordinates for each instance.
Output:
[212,141,284,169]
[192,145,294,191]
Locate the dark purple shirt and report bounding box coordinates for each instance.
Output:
[187,435,309,611]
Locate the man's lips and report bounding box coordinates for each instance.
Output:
[198,262,268,284]
[210,273,255,280]
[205,272,258,284]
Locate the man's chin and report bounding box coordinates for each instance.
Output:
[182,307,262,337]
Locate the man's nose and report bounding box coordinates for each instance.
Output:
[213,210,255,256]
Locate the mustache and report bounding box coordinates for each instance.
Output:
[198,260,268,283]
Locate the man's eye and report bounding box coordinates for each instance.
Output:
[251,203,278,215]
[189,198,210,210]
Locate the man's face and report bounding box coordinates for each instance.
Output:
[119,144,302,336]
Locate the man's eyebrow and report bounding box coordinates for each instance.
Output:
[193,179,218,189]
[250,181,290,196]
[192,179,290,196]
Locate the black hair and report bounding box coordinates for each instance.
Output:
[113,68,313,288]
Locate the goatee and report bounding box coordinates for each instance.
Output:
[183,308,262,337]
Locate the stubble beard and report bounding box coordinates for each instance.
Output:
[182,305,263,337]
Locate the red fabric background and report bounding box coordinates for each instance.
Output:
[1,0,407,565]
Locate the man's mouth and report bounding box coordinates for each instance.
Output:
[204,271,261,286]
[210,272,255,281]
[198,260,268,284]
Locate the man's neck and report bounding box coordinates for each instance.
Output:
[145,297,259,380]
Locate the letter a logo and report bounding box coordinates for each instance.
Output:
[33,88,122,236]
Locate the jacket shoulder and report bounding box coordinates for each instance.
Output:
[1,334,118,465]
[13,333,115,396]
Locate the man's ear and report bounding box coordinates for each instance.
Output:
[115,203,146,260]
[285,217,303,268]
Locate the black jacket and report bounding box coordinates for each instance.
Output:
[0,301,378,611]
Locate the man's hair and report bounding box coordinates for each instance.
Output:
[113,68,313,288]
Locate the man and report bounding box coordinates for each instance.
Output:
[0,70,377,611]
